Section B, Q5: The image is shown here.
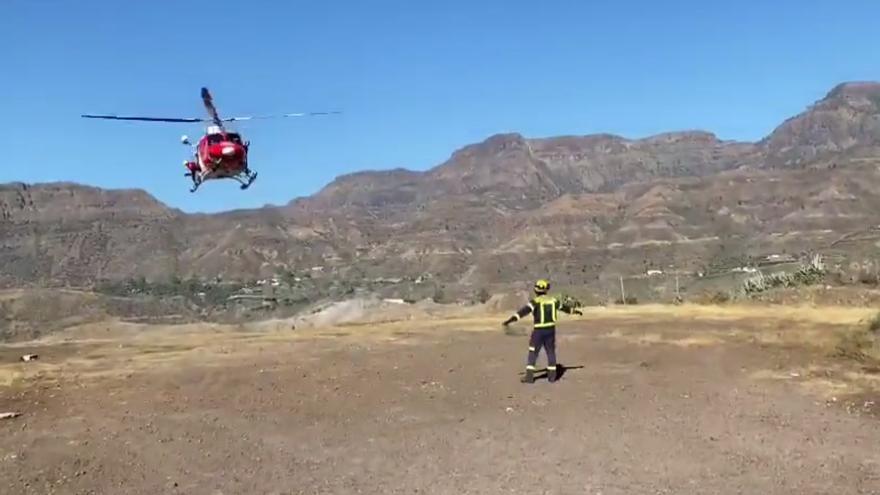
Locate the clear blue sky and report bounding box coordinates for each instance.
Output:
[2,0,879,213]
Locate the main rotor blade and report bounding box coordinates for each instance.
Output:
[81,114,205,123]
[221,111,342,121]
[201,87,223,128]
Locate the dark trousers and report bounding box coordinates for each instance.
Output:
[526,327,557,370]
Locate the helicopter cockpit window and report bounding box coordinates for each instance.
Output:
[207,134,224,145]
[226,133,242,144]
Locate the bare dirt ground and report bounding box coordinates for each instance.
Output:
[2,305,880,494]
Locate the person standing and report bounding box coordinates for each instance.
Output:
[502,279,582,383]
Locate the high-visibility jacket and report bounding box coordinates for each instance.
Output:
[511,294,573,329]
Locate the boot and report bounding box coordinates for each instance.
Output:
[521,369,535,383]
[547,367,558,383]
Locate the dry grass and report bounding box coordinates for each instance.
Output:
[578,303,875,326]
[4,304,880,395]
[588,304,880,400]
[0,368,23,387]
[832,317,880,365]
[590,304,876,356]
[0,314,510,386]
[598,329,724,348]
[596,304,880,364]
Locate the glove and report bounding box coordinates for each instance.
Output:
[502,316,516,326]
[573,308,583,316]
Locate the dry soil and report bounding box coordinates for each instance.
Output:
[1,305,879,494]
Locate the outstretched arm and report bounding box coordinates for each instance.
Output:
[502,302,534,326]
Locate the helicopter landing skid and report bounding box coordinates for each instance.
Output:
[185,170,256,193]
[232,170,258,190]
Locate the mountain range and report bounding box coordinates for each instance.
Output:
[3,81,880,302]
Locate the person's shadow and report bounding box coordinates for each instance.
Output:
[520,363,584,381]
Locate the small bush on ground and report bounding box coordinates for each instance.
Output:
[858,270,879,286]
[834,312,880,364]
[710,291,731,304]
[868,312,880,334]
[558,293,583,312]
[475,288,491,304]
[432,285,445,304]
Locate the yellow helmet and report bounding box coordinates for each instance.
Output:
[534,279,550,294]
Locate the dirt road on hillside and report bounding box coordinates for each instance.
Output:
[1,308,879,494]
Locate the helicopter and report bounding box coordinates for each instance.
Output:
[81,87,339,192]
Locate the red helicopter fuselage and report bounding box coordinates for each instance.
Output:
[195,130,249,176]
